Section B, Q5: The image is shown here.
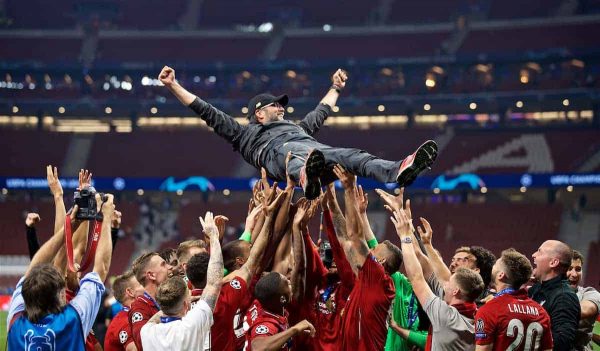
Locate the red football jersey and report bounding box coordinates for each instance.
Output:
[475,289,553,351]
[310,211,356,351]
[128,292,160,351]
[340,254,395,351]
[191,276,248,351]
[243,300,290,351]
[105,309,133,351]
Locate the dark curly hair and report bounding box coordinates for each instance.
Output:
[470,246,496,288]
[186,252,211,289]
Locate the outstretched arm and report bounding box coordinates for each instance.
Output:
[299,69,347,136]
[26,166,69,276]
[390,208,435,308]
[198,212,224,311]
[416,217,451,283]
[333,165,369,271]
[94,193,115,282]
[159,66,242,144]
[322,183,348,242]
[234,191,286,283]
[24,213,41,259]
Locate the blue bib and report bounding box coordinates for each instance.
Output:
[8,305,86,351]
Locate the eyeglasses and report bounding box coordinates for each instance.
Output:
[258,102,282,111]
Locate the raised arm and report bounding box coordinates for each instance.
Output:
[322,210,356,290]
[355,185,377,247]
[24,213,41,259]
[416,217,451,283]
[93,193,115,282]
[53,169,92,276]
[234,191,286,283]
[333,165,369,270]
[291,200,311,301]
[299,69,347,136]
[25,166,69,276]
[322,183,347,242]
[159,66,242,144]
[390,208,435,307]
[273,157,296,239]
[198,211,224,311]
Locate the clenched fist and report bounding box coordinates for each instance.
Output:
[158,66,176,87]
[331,68,348,89]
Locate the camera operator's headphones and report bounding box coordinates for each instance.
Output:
[64,190,109,273]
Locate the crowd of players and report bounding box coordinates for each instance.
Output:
[5,165,600,351]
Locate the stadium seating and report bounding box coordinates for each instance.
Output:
[278,32,450,60]
[0,37,82,63]
[96,36,269,64]
[459,23,600,54]
[436,129,600,174]
[0,130,71,177]
[487,0,563,19]
[86,130,245,177]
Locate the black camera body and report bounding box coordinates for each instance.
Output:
[74,186,106,220]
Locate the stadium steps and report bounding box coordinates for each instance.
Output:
[558,209,600,285]
[448,133,554,174]
[62,133,95,177]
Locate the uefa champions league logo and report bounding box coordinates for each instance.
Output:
[25,329,56,351]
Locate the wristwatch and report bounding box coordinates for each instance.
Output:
[330,84,342,93]
[401,236,413,244]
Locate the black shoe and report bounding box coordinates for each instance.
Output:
[396,140,438,187]
[299,149,325,200]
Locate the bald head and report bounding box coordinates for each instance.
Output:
[532,240,573,281]
[546,240,573,271]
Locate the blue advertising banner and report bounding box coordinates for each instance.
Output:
[1,173,600,192]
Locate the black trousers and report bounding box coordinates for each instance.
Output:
[262,140,402,185]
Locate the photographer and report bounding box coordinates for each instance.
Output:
[7,166,115,350]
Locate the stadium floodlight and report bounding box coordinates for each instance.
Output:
[516,101,524,108]
[258,22,273,32]
[323,24,332,31]
[377,105,385,112]
[562,99,570,106]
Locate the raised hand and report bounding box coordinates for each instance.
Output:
[416,217,433,245]
[390,208,412,238]
[98,193,115,218]
[321,183,336,211]
[158,66,176,87]
[244,204,263,232]
[332,69,348,89]
[215,215,229,240]
[355,185,368,214]
[262,186,287,216]
[375,187,408,215]
[199,211,219,238]
[46,165,63,197]
[293,198,310,225]
[78,169,92,190]
[111,210,122,229]
[25,213,41,228]
[285,151,296,190]
[333,164,356,189]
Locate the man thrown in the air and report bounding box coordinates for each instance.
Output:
[159,66,438,199]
